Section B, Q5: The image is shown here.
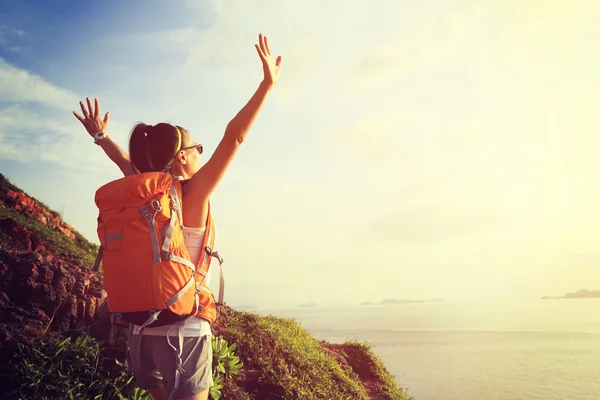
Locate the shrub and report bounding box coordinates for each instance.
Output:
[2,334,151,400]
[210,335,244,400]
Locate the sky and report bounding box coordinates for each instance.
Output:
[1,0,599,308]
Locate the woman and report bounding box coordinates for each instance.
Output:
[74,34,281,400]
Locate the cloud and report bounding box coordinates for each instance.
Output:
[0,58,79,109]
[0,104,77,134]
[0,55,155,171]
[0,25,25,53]
[0,104,108,167]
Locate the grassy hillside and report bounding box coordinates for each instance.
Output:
[214,308,408,399]
[0,173,98,268]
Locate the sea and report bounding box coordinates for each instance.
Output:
[255,300,600,400]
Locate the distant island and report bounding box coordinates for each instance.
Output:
[361,298,449,306]
[541,289,600,300]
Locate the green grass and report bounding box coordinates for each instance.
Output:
[0,172,21,198]
[0,331,151,400]
[0,207,98,268]
[220,310,404,400]
[329,341,412,400]
[0,173,60,220]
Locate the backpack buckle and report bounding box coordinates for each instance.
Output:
[150,199,162,212]
[205,246,223,264]
[161,251,173,261]
[140,205,153,220]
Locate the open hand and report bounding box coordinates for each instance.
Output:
[255,34,282,86]
[73,97,110,137]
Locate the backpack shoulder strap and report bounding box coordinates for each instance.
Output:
[93,247,103,272]
[196,202,215,275]
[159,178,195,274]
[196,202,225,304]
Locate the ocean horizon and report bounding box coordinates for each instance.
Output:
[255,299,600,400]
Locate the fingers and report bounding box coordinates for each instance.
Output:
[79,101,90,119]
[73,111,85,123]
[259,33,265,54]
[86,97,94,119]
[78,97,104,120]
[258,33,270,56]
[95,98,100,120]
[276,55,282,67]
[104,112,110,124]
[255,44,266,60]
[264,35,271,56]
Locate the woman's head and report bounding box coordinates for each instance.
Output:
[129,122,202,179]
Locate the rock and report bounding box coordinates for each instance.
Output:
[52,265,77,295]
[30,233,43,252]
[72,278,91,297]
[54,297,78,332]
[17,261,38,280]
[37,264,55,284]
[0,248,107,345]
[4,190,78,240]
[0,217,33,253]
[88,280,106,299]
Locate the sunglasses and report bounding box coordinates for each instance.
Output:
[180,144,203,154]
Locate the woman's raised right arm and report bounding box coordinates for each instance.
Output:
[73,98,136,177]
[185,34,282,199]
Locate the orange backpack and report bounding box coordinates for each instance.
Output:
[93,172,224,328]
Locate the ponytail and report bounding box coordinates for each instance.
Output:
[129,123,152,173]
[129,122,188,173]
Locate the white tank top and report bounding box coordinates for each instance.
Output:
[141,226,212,337]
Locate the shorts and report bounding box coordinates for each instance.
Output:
[128,333,214,399]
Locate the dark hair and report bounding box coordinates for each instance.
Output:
[129,122,191,173]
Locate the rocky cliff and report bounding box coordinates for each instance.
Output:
[0,173,105,348]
